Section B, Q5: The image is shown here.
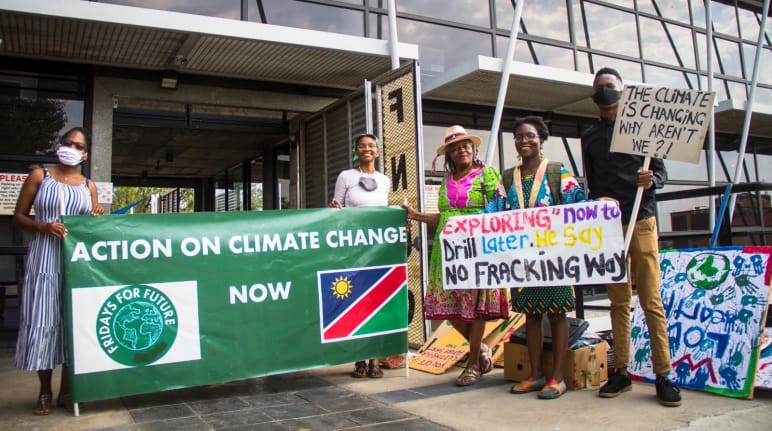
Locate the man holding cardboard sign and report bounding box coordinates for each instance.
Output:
[581,67,682,407]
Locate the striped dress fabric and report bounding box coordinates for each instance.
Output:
[15,168,92,371]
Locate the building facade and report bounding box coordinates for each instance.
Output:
[1,0,770,278]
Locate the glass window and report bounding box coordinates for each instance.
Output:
[714,38,743,79]
[711,2,739,37]
[643,65,694,88]
[690,1,706,28]
[572,1,588,48]
[0,72,84,157]
[726,80,747,101]
[531,43,576,69]
[639,19,695,69]
[512,0,570,43]
[638,0,691,25]
[398,0,490,27]
[251,0,364,36]
[583,3,639,57]
[591,55,642,82]
[756,86,772,106]
[639,18,680,67]
[398,18,492,78]
[98,0,240,19]
[737,8,761,41]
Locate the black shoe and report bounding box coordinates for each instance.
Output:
[655,375,682,407]
[599,370,632,398]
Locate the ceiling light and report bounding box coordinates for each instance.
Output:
[160,71,178,89]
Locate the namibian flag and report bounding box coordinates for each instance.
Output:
[318,264,408,343]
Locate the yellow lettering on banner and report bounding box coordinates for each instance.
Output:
[534,230,558,248]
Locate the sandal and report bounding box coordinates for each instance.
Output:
[479,345,493,375]
[510,376,546,394]
[33,394,53,416]
[368,363,384,378]
[351,361,368,378]
[57,393,74,413]
[538,379,567,400]
[455,367,481,387]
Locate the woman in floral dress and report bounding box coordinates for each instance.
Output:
[404,125,509,386]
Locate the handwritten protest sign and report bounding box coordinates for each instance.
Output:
[438,201,627,289]
[630,246,772,398]
[611,86,715,164]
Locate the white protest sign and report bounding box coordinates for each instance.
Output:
[439,201,627,289]
[0,172,28,215]
[611,86,715,164]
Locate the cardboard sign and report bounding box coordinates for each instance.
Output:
[611,86,715,163]
[439,201,626,289]
[409,314,525,375]
[630,246,772,399]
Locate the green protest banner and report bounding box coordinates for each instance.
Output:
[62,207,408,402]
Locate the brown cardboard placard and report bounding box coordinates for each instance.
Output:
[409,315,525,375]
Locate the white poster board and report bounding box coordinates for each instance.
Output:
[611,86,715,163]
[0,172,28,215]
[439,201,626,289]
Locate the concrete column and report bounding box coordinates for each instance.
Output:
[89,76,114,213]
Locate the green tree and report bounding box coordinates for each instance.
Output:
[113,187,194,214]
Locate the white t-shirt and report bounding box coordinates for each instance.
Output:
[333,168,390,207]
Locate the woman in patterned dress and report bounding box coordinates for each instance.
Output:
[505,116,586,399]
[13,127,104,415]
[404,125,509,386]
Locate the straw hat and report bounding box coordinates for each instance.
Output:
[436,125,481,155]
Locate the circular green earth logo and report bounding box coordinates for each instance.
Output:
[685,252,730,290]
[97,285,178,366]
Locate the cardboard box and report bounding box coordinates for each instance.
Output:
[503,340,609,390]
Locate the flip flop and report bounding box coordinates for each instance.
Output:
[538,379,567,400]
[510,376,546,394]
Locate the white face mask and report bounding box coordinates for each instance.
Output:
[56,145,85,166]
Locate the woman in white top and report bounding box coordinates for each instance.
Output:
[328,134,390,209]
[328,133,390,378]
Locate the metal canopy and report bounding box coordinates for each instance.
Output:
[423,56,598,118]
[0,0,418,89]
[423,55,772,155]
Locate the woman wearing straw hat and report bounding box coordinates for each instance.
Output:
[403,125,509,386]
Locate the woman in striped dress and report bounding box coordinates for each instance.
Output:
[13,127,104,415]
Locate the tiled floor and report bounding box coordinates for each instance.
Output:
[104,372,453,431]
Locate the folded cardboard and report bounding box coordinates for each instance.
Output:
[503,340,609,390]
[410,314,525,375]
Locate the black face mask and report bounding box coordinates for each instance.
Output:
[358,176,378,192]
[592,87,622,106]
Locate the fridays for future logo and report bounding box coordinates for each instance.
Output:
[72,281,201,375]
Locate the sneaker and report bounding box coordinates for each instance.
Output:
[599,370,632,398]
[655,375,682,407]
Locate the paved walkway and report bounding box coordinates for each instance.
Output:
[1,346,771,431]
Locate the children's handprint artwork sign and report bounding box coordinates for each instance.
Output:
[629,246,772,398]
